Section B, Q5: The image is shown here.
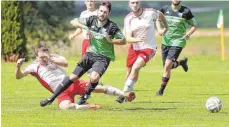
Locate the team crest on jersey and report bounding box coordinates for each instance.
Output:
[178,12,183,17]
[47,64,58,71]
[101,28,107,34]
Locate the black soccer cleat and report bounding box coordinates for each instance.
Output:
[116,95,125,103]
[156,90,164,96]
[40,98,54,107]
[77,94,90,105]
[180,57,188,72]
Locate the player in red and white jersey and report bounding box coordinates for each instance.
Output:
[15,45,135,110]
[69,0,97,56]
[116,0,168,103]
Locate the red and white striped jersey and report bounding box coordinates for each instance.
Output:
[124,8,159,50]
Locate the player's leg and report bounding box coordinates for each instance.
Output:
[77,55,110,105]
[177,57,188,72]
[170,46,184,70]
[156,46,182,96]
[58,81,100,110]
[93,85,136,101]
[124,48,155,92]
[40,54,90,107]
[59,100,100,110]
[116,46,137,103]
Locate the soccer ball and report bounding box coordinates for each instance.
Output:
[206,96,222,113]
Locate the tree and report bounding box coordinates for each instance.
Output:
[1,1,27,62]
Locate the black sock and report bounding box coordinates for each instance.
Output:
[159,77,170,93]
[49,77,73,101]
[84,82,99,96]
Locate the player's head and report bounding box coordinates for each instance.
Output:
[129,0,141,13]
[172,0,181,6]
[97,1,111,22]
[35,45,50,65]
[85,0,95,10]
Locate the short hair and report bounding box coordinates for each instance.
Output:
[35,45,49,56]
[100,1,111,12]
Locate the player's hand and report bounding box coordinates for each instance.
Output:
[136,35,146,42]
[158,29,167,36]
[183,34,190,40]
[16,58,25,68]
[69,34,76,40]
[86,30,92,39]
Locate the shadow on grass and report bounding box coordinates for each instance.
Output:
[105,107,177,111]
[194,94,229,96]
[133,101,184,104]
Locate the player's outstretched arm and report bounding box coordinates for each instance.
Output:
[15,58,30,79]
[69,28,82,40]
[70,18,88,30]
[105,32,126,45]
[49,54,68,67]
[183,17,197,40]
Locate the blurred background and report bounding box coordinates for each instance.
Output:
[1,1,229,62]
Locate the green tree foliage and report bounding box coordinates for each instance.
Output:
[22,1,77,58]
[1,1,27,62]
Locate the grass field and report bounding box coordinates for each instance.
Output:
[2,34,229,127]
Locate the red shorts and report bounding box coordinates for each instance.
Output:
[126,44,155,67]
[82,39,90,56]
[57,80,89,104]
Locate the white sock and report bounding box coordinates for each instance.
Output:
[123,78,136,92]
[73,104,89,110]
[104,86,124,96]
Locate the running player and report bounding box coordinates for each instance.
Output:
[116,0,168,103]
[156,0,197,96]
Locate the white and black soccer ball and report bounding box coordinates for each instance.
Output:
[206,96,222,113]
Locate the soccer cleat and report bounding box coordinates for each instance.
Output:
[124,92,136,102]
[87,104,101,109]
[40,98,54,107]
[77,94,90,105]
[156,90,163,96]
[116,95,125,103]
[180,57,188,72]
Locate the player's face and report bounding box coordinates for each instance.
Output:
[85,0,95,10]
[129,0,141,13]
[97,5,110,22]
[172,0,181,6]
[37,51,50,66]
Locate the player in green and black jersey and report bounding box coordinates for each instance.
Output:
[40,1,127,106]
[156,0,197,96]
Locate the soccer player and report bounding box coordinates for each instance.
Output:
[40,1,126,106]
[116,0,168,103]
[15,45,135,109]
[69,0,98,55]
[156,0,197,96]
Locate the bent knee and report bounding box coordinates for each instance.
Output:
[90,72,100,83]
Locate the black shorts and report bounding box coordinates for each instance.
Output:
[161,44,183,65]
[72,52,110,77]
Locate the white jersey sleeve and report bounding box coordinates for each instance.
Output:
[24,62,37,73]
[80,10,98,39]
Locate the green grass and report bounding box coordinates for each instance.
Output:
[2,35,229,127]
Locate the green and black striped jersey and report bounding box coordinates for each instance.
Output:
[160,5,197,47]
